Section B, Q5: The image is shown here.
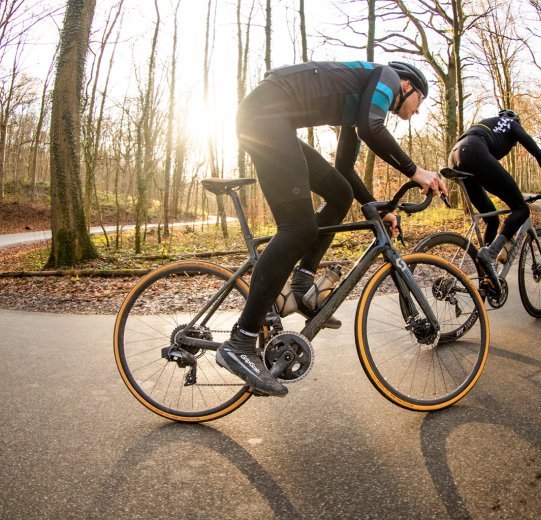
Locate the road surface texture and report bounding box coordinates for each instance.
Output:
[1,270,540,519]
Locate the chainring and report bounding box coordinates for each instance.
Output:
[486,277,509,309]
[170,324,212,357]
[263,331,314,384]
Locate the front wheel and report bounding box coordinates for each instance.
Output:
[518,227,541,318]
[355,253,489,412]
[114,261,254,423]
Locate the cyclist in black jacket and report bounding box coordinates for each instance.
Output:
[449,109,541,293]
[216,60,447,397]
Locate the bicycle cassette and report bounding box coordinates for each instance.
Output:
[263,332,314,384]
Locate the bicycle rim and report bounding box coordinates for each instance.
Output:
[518,227,541,317]
[356,253,489,412]
[114,261,253,422]
[412,232,480,281]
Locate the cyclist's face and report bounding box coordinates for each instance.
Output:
[396,81,423,120]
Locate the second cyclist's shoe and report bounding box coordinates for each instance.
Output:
[291,268,342,329]
[477,247,502,295]
[216,326,288,397]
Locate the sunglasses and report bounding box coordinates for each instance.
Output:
[411,85,425,106]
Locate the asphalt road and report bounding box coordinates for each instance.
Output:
[1,271,540,519]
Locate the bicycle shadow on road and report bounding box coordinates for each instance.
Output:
[419,346,541,520]
[87,422,300,519]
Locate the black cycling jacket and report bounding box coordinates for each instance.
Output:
[263,61,417,194]
[458,116,541,166]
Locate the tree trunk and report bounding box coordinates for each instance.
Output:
[30,50,56,201]
[204,0,228,238]
[164,1,181,238]
[299,0,314,148]
[363,0,376,194]
[48,0,98,267]
[236,0,255,207]
[265,0,272,71]
[135,0,160,253]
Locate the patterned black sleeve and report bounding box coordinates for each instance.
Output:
[335,126,376,204]
[513,122,541,167]
[355,66,417,177]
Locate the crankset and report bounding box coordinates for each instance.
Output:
[263,331,314,384]
[486,277,509,309]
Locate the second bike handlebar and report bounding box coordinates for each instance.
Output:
[366,180,436,216]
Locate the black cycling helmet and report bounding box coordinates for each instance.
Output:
[388,61,429,98]
[498,109,521,124]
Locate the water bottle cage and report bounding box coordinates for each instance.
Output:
[309,282,333,309]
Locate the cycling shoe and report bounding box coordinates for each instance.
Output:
[216,326,288,397]
[477,247,502,295]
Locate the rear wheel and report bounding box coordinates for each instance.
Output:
[355,253,489,412]
[410,232,482,339]
[412,232,480,282]
[114,261,255,423]
[518,227,541,317]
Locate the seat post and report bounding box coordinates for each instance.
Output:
[227,188,254,250]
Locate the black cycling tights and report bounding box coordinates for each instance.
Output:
[236,81,353,333]
[448,134,529,245]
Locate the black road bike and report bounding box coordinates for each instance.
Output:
[413,167,541,316]
[114,178,489,423]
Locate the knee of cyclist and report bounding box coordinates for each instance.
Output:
[484,215,499,229]
[322,183,353,220]
[285,221,319,249]
[514,203,530,222]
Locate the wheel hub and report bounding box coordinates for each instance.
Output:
[406,316,439,346]
[170,324,212,357]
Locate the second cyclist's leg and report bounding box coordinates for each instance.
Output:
[450,137,503,292]
[473,155,530,287]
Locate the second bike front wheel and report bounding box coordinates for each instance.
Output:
[114,260,255,423]
[355,253,489,412]
[518,227,541,318]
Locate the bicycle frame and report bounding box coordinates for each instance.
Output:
[181,187,439,351]
[453,176,541,280]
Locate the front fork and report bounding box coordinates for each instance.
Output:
[386,251,441,338]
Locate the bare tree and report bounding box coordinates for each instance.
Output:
[29,48,56,201]
[236,0,256,206]
[265,0,272,71]
[363,0,376,194]
[134,0,161,254]
[82,0,124,232]
[203,0,228,238]
[48,0,97,267]
[299,0,314,147]
[471,0,525,176]
[163,0,181,239]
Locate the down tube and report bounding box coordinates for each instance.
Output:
[300,243,383,341]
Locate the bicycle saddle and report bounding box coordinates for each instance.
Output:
[201,178,256,195]
[440,168,474,181]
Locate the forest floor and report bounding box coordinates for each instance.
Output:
[1,198,539,315]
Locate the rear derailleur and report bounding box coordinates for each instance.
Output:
[161,324,211,386]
